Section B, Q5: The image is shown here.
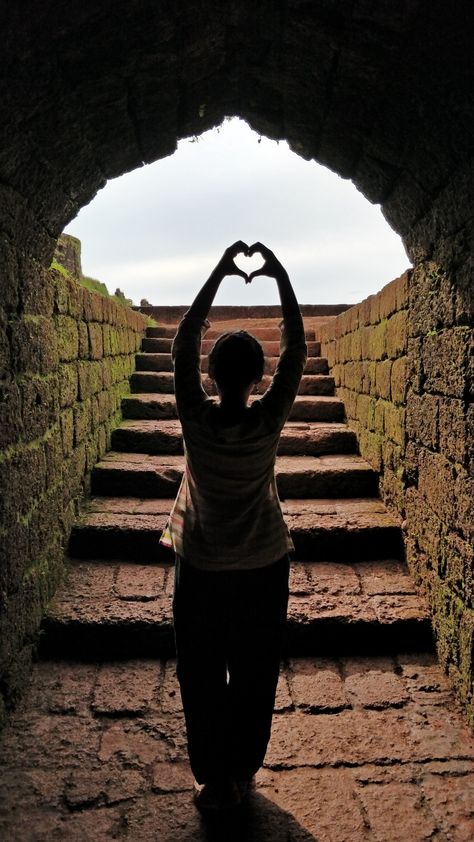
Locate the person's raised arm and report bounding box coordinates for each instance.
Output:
[247,242,301,320]
[187,240,249,321]
[172,241,249,417]
[247,242,307,428]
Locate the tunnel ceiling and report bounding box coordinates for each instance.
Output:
[0,0,473,270]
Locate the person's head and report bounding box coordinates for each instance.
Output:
[208,331,264,399]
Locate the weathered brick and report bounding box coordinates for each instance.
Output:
[369,320,387,360]
[58,363,78,408]
[379,277,399,320]
[20,375,59,442]
[74,399,92,445]
[55,315,79,362]
[406,392,438,449]
[422,327,471,399]
[77,321,89,359]
[357,429,382,472]
[350,329,362,361]
[438,397,469,466]
[88,323,103,360]
[386,310,408,357]
[375,360,392,399]
[390,355,408,404]
[60,408,74,456]
[384,402,406,446]
[418,448,457,527]
[11,316,59,375]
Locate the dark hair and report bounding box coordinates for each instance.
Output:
[208,331,265,391]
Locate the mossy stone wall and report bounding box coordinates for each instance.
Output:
[320,263,473,724]
[0,260,147,726]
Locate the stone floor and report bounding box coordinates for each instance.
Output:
[1,654,474,841]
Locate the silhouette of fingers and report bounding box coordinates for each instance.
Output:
[247,268,268,283]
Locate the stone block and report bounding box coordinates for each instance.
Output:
[386,310,408,357]
[102,323,112,356]
[350,329,362,361]
[53,272,69,315]
[74,399,92,445]
[88,323,103,360]
[375,360,392,400]
[408,261,456,337]
[395,270,410,311]
[0,381,23,450]
[369,293,380,325]
[77,321,89,359]
[379,277,399,320]
[369,320,387,360]
[374,400,385,434]
[384,402,406,446]
[60,408,74,456]
[356,393,371,425]
[390,355,408,404]
[380,469,405,514]
[20,259,55,317]
[438,397,469,466]
[58,363,78,408]
[357,429,382,472]
[406,392,438,449]
[405,487,443,559]
[407,337,424,393]
[20,375,59,443]
[422,327,471,399]
[67,278,82,320]
[360,325,371,359]
[359,296,372,326]
[11,316,59,375]
[55,316,79,362]
[418,448,457,527]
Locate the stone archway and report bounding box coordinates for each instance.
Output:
[0,1,472,721]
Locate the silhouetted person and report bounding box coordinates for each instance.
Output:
[160,241,307,813]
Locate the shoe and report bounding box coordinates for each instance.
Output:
[193,779,242,813]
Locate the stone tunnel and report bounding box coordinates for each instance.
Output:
[0,0,473,823]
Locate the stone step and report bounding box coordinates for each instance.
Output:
[68,497,403,562]
[91,453,379,499]
[130,371,335,396]
[146,325,317,342]
[141,337,321,356]
[39,558,433,659]
[111,420,358,456]
[121,393,345,422]
[135,352,329,376]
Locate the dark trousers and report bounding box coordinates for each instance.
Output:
[172,554,290,784]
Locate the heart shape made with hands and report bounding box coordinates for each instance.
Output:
[233,249,265,278]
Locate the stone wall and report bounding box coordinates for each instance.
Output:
[320,264,474,723]
[0,259,147,725]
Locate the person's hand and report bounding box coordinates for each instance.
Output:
[246,242,287,283]
[214,241,250,281]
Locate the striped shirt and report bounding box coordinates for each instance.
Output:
[159,312,307,570]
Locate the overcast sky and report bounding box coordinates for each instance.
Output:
[65,118,410,307]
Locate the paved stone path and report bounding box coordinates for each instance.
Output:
[1,655,474,841]
[1,317,473,840]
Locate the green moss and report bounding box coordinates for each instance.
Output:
[50,259,70,278]
[80,275,110,298]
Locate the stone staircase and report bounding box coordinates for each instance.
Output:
[41,318,433,660]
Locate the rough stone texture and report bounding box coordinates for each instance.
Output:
[39,557,432,658]
[0,241,147,724]
[1,655,474,841]
[320,265,474,725]
[0,0,472,743]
